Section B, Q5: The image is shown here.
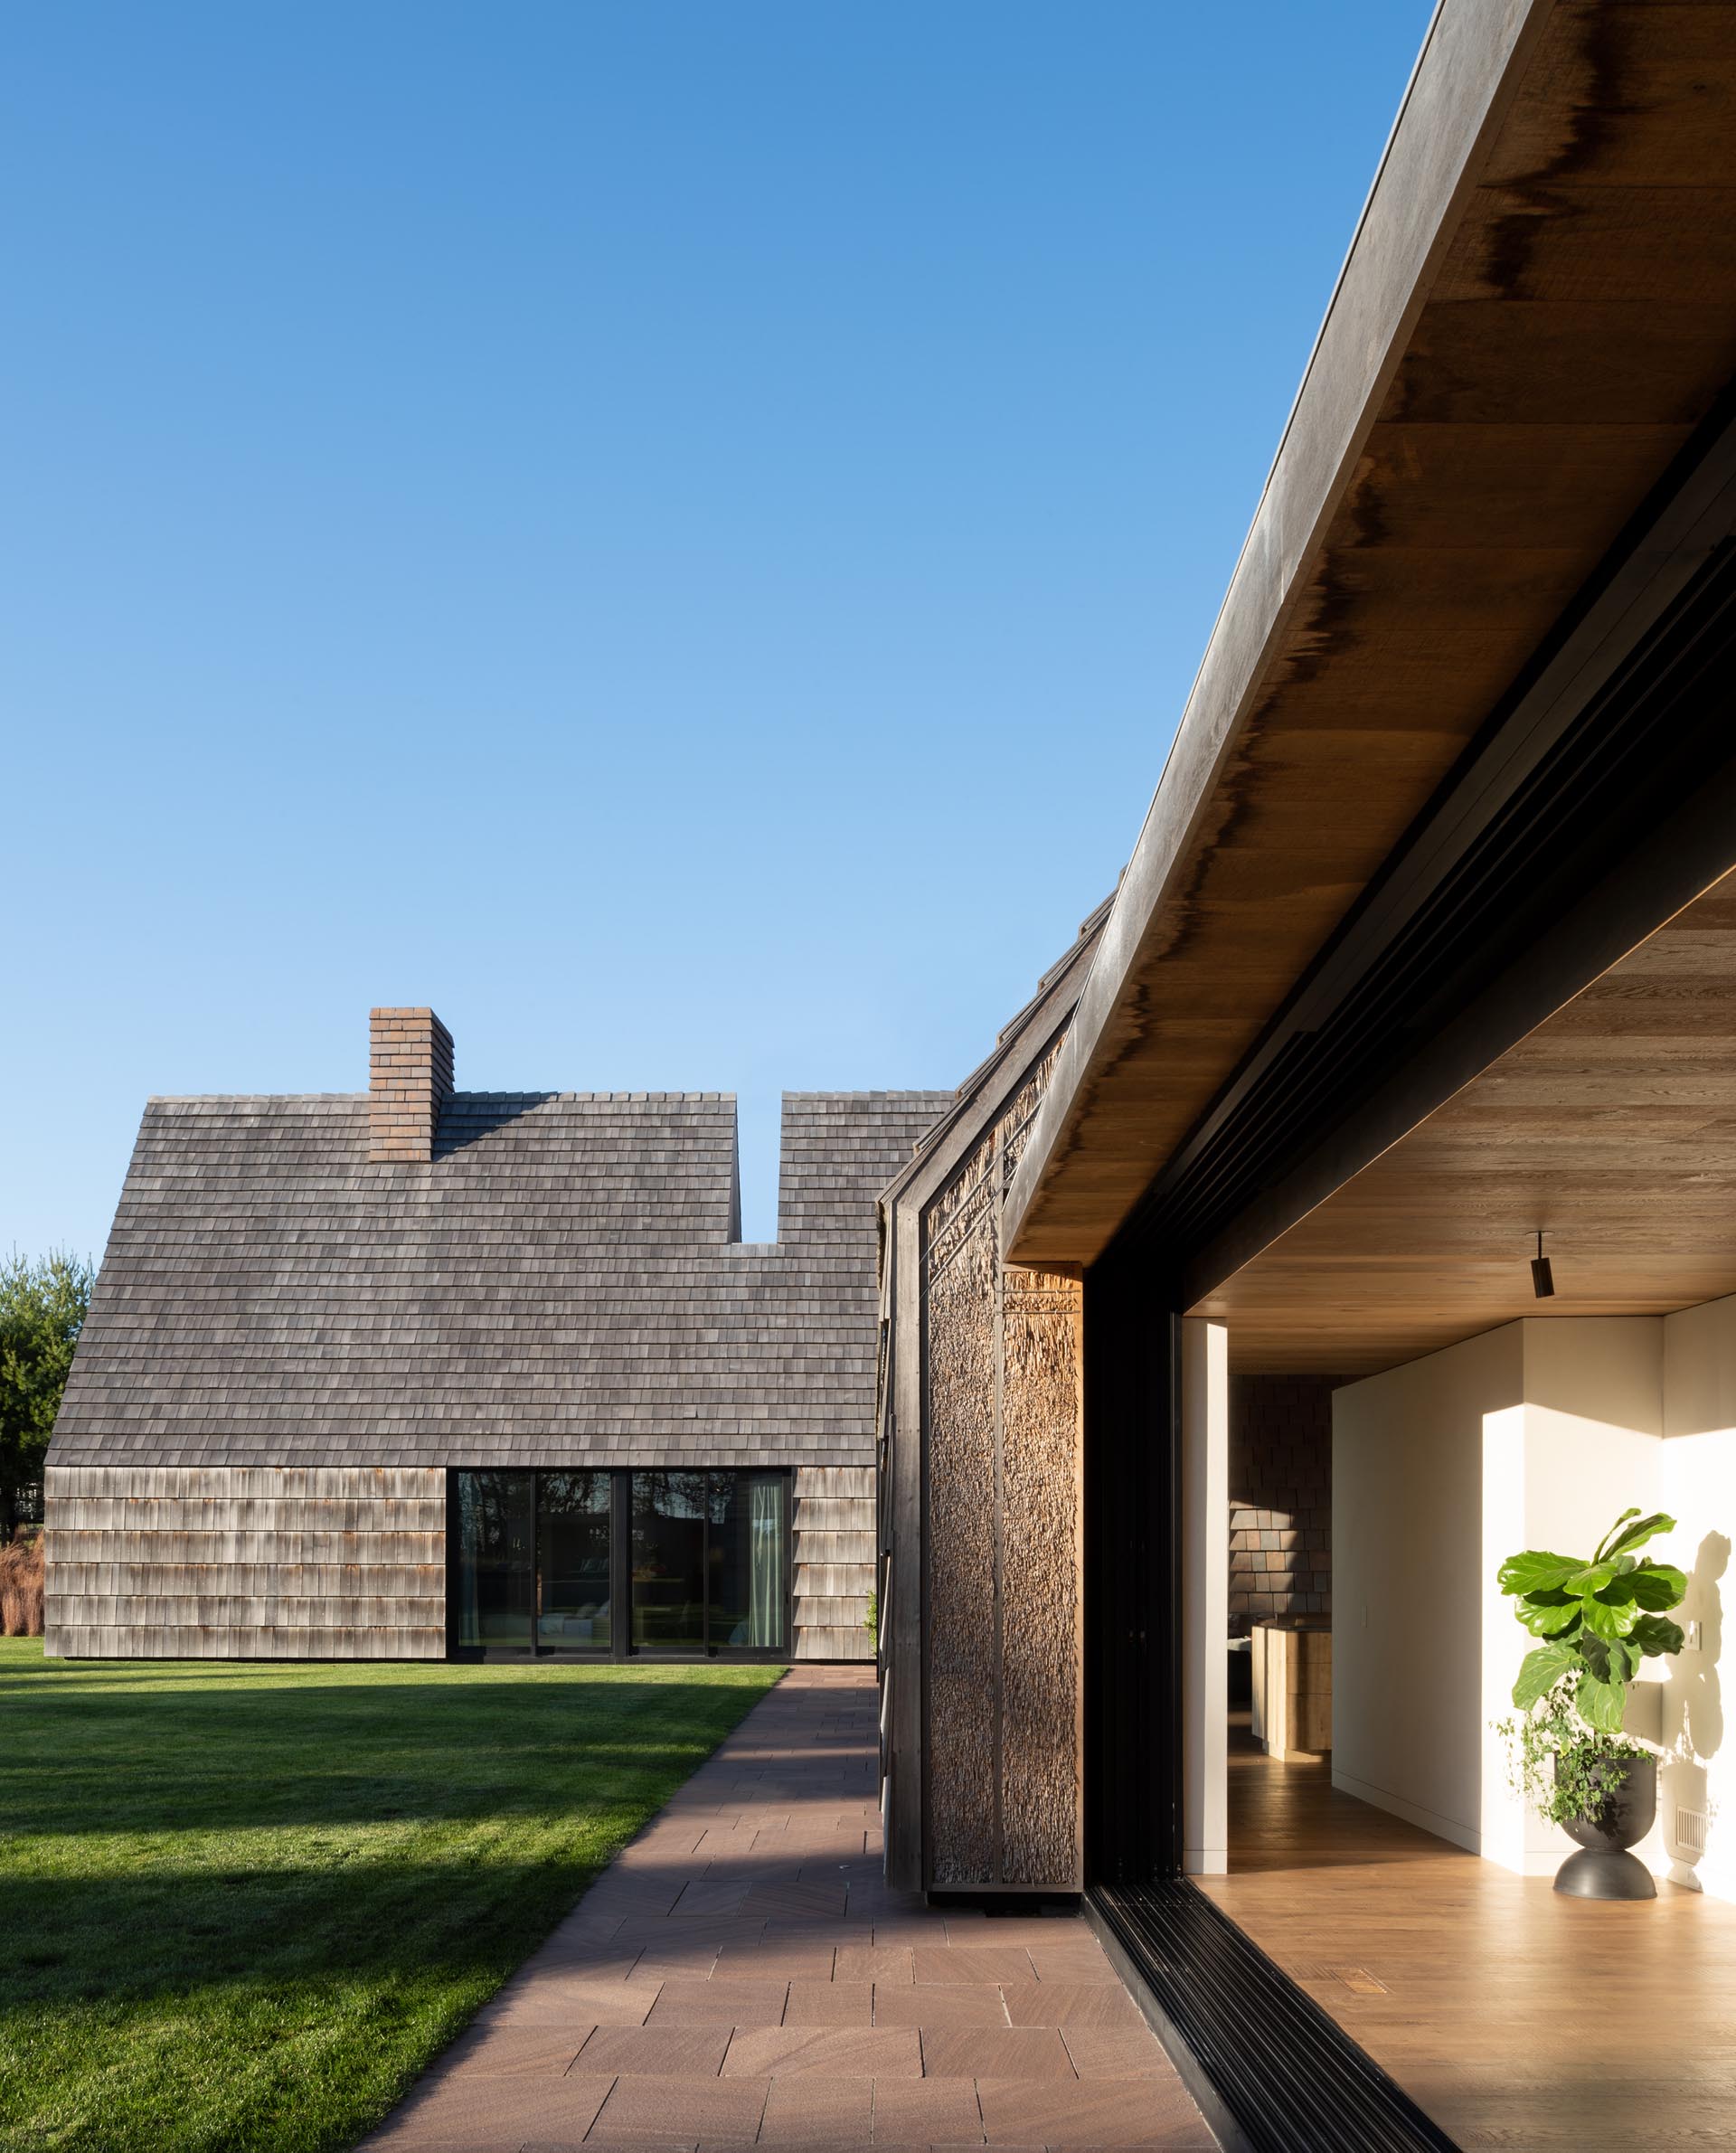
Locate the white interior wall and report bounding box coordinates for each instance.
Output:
[1661,1294,1736,1898]
[1182,1317,1229,1876]
[1487,1320,1665,1874]
[1334,1323,1520,1853]
[1332,1308,1736,1893]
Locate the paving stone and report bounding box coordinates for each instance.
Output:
[782,1978,875,2024]
[1002,1982,1145,2029]
[360,2069,614,2148]
[477,1979,659,2032]
[644,1977,788,2027]
[573,2026,731,2077]
[912,1946,1040,1987]
[425,2026,587,2078]
[721,2026,922,2079]
[586,2074,770,2142]
[757,2073,876,2141]
[871,1984,1010,2029]
[918,2026,1077,2079]
[711,1941,838,1981]
[868,2075,986,2143]
[836,1945,916,1983]
[355,1674,1208,2153]
[1024,1945,1124,1986]
[1059,2026,1188,2081]
[977,2074,1220,2148]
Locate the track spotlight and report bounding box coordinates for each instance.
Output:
[1531,1231,1555,1300]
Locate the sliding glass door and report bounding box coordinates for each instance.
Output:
[630,1470,709,1652]
[706,1469,788,1650]
[537,1469,613,1649]
[448,1467,789,1659]
[452,1469,534,1649]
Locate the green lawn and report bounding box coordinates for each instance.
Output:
[0,1639,783,2153]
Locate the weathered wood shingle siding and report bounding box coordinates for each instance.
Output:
[45,1465,445,1659]
[47,1088,952,1661]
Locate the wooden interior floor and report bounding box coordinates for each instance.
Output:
[1197,1717,1736,2150]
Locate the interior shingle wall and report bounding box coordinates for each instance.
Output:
[1228,1374,1337,1635]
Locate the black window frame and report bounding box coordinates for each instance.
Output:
[446,1466,792,1663]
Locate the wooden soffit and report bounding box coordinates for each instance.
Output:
[1198,872,1736,1374]
[1005,0,1736,1268]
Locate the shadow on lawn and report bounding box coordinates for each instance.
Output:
[0,1652,782,2152]
[0,1673,761,1835]
[0,1851,619,2010]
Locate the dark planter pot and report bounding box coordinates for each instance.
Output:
[1553,1751,1657,1900]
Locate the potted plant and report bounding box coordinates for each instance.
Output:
[1495,1507,1686,1900]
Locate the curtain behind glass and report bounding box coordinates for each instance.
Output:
[749,1474,784,1648]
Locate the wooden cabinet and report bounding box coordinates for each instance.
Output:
[1250,1620,1332,1761]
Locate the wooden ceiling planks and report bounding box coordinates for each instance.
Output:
[1197,878,1736,1374]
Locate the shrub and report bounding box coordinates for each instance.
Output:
[0,1527,44,1636]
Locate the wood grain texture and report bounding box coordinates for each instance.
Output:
[44,1464,445,1660]
[792,1468,874,1661]
[1200,876,1736,1371]
[1203,1719,1736,2148]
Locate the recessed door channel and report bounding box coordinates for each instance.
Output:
[448,1467,790,1659]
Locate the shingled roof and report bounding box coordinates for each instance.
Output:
[51,1088,953,1469]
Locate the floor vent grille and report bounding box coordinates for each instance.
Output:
[1090,1880,1458,2153]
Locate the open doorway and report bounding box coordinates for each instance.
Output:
[1224,1373,1461,1883]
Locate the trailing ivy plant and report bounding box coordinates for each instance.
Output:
[1493,1507,1686,1822]
[1494,1678,1652,1827]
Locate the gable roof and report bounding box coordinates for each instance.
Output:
[880,892,1114,1216]
[51,1088,952,1469]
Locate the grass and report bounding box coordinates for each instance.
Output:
[0,1638,783,2152]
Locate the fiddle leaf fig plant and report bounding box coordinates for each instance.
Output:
[1497,1508,1686,1736]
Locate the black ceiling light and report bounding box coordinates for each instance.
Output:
[1532,1231,1555,1300]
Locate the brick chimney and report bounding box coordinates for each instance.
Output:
[368,1007,454,1163]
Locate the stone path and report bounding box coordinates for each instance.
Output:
[363,1667,1215,2152]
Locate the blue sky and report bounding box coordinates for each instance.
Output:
[4,0,1435,1251]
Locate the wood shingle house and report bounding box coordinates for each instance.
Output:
[45,1007,950,1664]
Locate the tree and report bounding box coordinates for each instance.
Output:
[0,1251,93,1537]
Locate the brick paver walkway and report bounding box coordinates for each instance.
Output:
[363,1667,1214,2152]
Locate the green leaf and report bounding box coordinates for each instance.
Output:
[1627,1563,1687,1611]
[1606,1635,1641,1686]
[1578,1629,1621,1684]
[1515,1591,1582,1638]
[1564,1562,1617,1596]
[1514,1642,1577,1709]
[1576,1669,1628,1734]
[1593,1508,1641,1562]
[1498,1552,1581,1598]
[1599,1511,1675,1563]
[1630,1614,1685,1659]
[1580,1589,1641,1639]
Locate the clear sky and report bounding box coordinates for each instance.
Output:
[4,0,1436,1252]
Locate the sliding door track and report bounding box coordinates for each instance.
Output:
[1090,1879,1458,2153]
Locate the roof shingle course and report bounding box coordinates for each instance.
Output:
[52,1087,953,1469]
